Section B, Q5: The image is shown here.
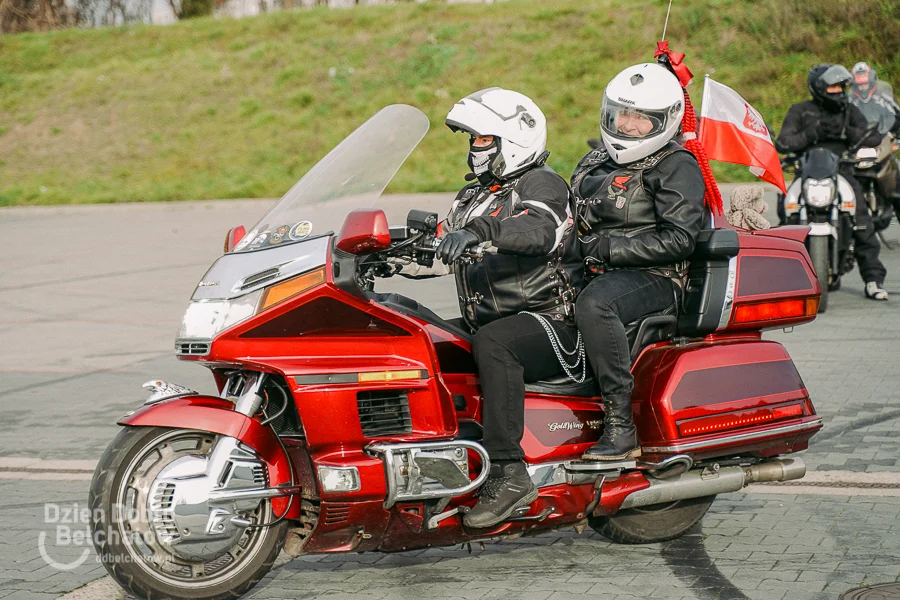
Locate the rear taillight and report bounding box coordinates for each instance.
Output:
[678,403,805,437]
[732,298,819,325]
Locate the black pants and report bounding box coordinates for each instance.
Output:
[472,313,577,461]
[844,168,887,284]
[575,271,676,398]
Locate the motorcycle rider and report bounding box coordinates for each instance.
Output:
[570,63,705,461]
[390,88,583,527]
[850,62,900,218]
[776,64,887,300]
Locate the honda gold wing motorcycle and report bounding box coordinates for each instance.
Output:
[90,105,823,600]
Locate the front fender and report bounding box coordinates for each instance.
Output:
[119,395,295,514]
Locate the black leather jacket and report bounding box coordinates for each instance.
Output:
[570,142,705,279]
[776,100,882,156]
[450,165,584,330]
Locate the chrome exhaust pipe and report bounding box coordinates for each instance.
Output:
[619,458,806,510]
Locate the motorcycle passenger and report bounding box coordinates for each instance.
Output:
[570,63,705,461]
[392,88,583,527]
[776,64,887,301]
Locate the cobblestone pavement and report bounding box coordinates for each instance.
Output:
[1,197,899,599]
[2,479,897,600]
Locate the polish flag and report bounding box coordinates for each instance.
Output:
[699,76,786,193]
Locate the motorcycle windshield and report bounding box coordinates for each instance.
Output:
[802,148,840,180]
[853,98,897,135]
[232,104,430,253]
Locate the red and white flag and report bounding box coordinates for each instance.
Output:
[699,76,786,193]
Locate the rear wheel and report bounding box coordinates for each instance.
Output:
[588,495,716,544]
[808,235,830,313]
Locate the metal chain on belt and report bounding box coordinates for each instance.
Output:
[519,311,587,384]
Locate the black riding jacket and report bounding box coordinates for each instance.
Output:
[775,100,882,156]
[570,142,705,279]
[449,165,583,330]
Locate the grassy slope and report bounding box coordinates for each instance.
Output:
[0,0,897,205]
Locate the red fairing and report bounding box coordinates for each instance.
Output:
[634,338,821,461]
[120,396,296,517]
[335,208,391,254]
[596,472,651,516]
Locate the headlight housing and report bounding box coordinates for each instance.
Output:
[176,290,263,343]
[803,178,836,208]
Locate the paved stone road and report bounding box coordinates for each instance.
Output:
[1,193,899,599]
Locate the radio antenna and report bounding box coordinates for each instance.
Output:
[661,0,674,40]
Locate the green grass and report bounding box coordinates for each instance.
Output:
[0,0,898,205]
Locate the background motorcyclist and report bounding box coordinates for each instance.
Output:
[850,62,900,219]
[851,62,900,132]
[570,63,705,461]
[391,88,583,528]
[776,63,888,300]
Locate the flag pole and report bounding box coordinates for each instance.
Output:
[699,74,710,136]
[661,0,674,40]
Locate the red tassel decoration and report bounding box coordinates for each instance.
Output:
[655,41,724,216]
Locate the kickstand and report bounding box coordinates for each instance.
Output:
[878,231,899,250]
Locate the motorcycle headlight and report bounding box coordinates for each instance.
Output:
[177,290,263,342]
[803,178,835,208]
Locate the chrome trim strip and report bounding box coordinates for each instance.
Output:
[642,419,823,453]
[208,485,303,502]
[716,255,737,330]
[142,380,199,406]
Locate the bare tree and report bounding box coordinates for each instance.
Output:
[0,0,80,33]
[165,0,213,18]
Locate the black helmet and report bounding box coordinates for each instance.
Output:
[851,62,878,100]
[808,64,852,112]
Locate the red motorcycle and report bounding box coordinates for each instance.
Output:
[90,105,823,600]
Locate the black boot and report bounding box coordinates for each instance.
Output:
[583,394,641,461]
[463,461,537,528]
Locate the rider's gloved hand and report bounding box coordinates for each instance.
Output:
[816,118,844,142]
[437,229,480,265]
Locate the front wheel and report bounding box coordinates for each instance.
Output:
[89,427,288,600]
[588,495,716,544]
[808,235,830,313]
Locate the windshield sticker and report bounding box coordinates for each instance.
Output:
[270,225,289,245]
[234,229,257,252]
[289,221,313,241]
[251,231,270,248]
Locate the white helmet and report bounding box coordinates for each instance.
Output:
[446,88,547,181]
[600,63,685,165]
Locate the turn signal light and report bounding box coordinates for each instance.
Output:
[260,268,326,311]
[732,298,819,324]
[678,404,805,437]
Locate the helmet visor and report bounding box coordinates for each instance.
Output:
[601,98,670,140]
[820,64,852,87]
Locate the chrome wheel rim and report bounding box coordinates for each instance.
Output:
[114,430,272,588]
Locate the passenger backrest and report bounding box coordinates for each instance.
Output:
[677,228,740,337]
